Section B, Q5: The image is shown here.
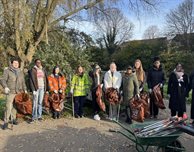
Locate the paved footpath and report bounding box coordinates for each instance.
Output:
[0,101,194,152]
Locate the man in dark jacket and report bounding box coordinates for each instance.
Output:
[147,57,165,119]
[28,59,49,123]
[1,57,27,129]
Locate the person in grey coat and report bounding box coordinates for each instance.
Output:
[122,65,140,124]
[1,57,27,130]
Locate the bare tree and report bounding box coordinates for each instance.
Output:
[0,0,161,68]
[165,0,194,51]
[166,0,194,35]
[94,8,134,54]
[143,25,160,39]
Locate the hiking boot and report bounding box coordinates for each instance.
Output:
[74,114,80,118]
[38,118,43,122]
[13,120,18,125]
[28,119,35,124]
[2,123,8,130]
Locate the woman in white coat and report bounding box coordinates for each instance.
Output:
[104,62,122,121]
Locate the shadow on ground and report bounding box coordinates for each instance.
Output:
[2,124,133,152]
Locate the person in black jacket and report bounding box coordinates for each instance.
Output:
[147,57,165,119]
[189,69,194,124]
[167,63,189,118]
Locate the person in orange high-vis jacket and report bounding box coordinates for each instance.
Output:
[48,66,66,119]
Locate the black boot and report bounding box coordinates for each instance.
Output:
[2,123,8,130]
[57,112,60,119]
[13,119,18,125]
[125,118,132,124]
[53,111,57,119]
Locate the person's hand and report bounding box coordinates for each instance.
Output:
[70,89,73,95]
[59,89,63,93]
[5,87,10,94]
[160,83,163,88]
[46,91,49,94]
[139,87,143,92]
[120,91,123,96]
[33,91,36,95]
[149,89,152,93]
[100,84,103,88]
[136,94,140,100]
[24,90,28,94]
[54,90,58,94]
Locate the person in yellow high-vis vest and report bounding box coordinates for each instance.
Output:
[70,66,90,118]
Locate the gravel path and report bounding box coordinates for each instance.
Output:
[0,100,194,152]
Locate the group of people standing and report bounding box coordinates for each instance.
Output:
[1,56,194,130]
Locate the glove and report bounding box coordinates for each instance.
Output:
[70,89,73,94]
[59,89,63,93]
[136,94,140,99]
[54,90,58,94]
[160,83,163,88]
[100,84,103,88]
[5,87,10,94]
[33,91,37,95]
[149,89,152,93]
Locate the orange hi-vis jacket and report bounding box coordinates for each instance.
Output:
[48,74,66,93]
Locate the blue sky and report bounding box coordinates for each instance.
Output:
[67,0,185,40]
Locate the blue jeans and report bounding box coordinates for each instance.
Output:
[32,88,44,120]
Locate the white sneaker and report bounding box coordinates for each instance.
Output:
[94,114,100,121]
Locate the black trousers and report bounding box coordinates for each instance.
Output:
[92,89,100,115]
[53,111,60,118]
[125,106,131,121]
[150,95,159,116]
[171,109,184,117]
[74,96,86,116]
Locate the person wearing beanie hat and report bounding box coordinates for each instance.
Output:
[122,65,140,124]
[147,56,165,119]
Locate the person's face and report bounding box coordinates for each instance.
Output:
[55,68,60,74]
[176,64,182,72]
[127,68,132,74]
[78,67,83,73]
[12,61,19,69]
[110,64,116,72]
[96,68,100,74]
[35,60,42,68]
[135,61,141,69]
[154,61,160,69]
